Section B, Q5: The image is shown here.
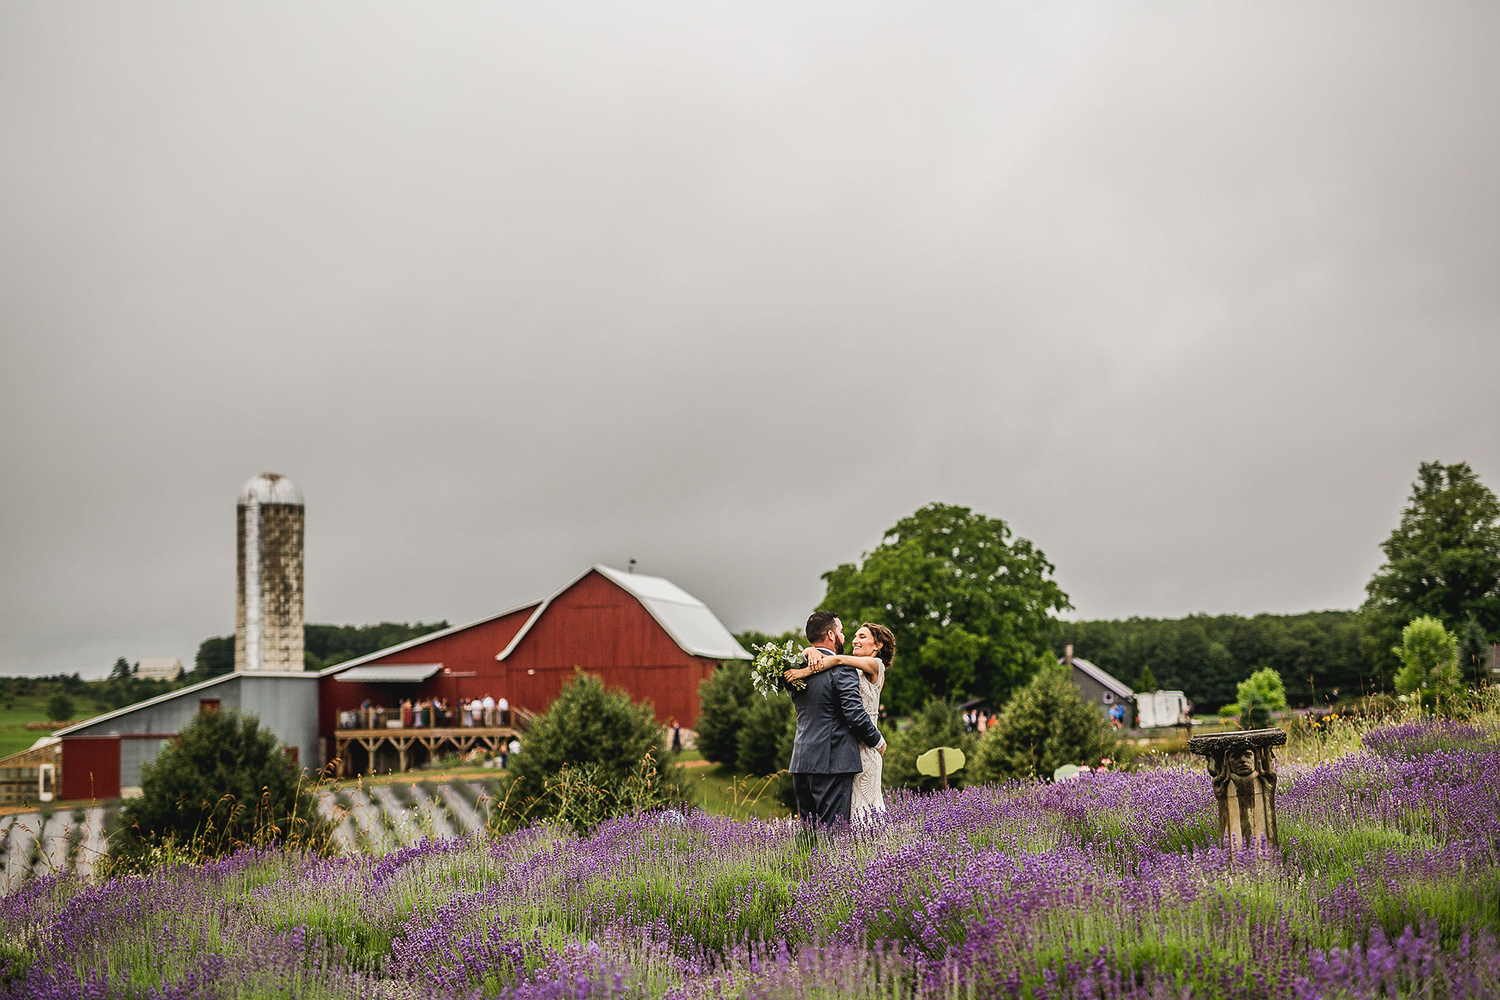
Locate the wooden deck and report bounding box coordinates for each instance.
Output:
[333,726,518,776]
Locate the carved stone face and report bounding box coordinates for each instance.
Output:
[1229,748,1256,778]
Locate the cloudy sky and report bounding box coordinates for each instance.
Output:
[2,3,1497,677]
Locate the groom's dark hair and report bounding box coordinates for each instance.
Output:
[806,611,839,645]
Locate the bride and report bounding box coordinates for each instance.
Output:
[785,622,894,819]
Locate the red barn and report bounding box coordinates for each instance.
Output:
[318,565,749,774]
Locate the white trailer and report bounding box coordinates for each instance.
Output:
[1136,690,1189,729]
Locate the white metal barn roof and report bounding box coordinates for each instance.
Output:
[594,565,751,661]
[496,565,751,663]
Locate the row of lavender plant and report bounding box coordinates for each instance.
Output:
[2,716,1497,999]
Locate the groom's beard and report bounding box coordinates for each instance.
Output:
[831,636,845,655]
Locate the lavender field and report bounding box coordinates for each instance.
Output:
[3,717,1498,999]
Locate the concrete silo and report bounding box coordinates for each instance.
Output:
[235,473,305,672]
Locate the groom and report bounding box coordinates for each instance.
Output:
[788,611,885,831]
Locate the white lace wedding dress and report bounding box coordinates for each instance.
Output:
[850,661,886,819]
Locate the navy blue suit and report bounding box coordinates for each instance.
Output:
[789,647,885,828]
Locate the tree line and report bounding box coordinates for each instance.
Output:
[191,621,450,678]
[1054,610,1366,712]
[793,461,1498,716]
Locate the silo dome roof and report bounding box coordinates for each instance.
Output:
[238,472,304,505]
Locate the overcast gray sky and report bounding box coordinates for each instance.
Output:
[2,3,1497,678]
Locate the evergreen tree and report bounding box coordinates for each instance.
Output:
[115,709,326,862]
[971,667,1114,782]
[881,699,977,793]
[735,693,793,777]
[1361,461,1500,683]
[695,661,754,769]
[506,671,667,799]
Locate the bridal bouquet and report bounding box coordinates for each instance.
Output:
[750,639,807,698]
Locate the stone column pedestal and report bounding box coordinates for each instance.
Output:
[1187,728,1286,851]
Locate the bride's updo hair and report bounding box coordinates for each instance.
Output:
[862,623,896,666]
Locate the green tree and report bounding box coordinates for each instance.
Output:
[1236,668,1287,714]
[193,636,236,679]
[882,699,977,792]
[45,692,74,722]
[735,693,793,777]
[971,667,1114,782]
[1393,615,1461,701]
[1133,664,1158,693]
[1361,461,1500,683]
[1058,610,1370,710]
[506,671,668,800]
[114,709,326,863]
[819,503,1071,713]
[1458,615,1491,686]
[109,657,134,681]
[695,661,754,769]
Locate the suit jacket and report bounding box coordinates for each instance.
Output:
[788,647,885,774]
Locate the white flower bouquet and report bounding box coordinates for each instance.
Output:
[749,639,807,699]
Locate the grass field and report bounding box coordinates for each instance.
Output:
[0,696,91,758]
[681,763,790,821]
[6,712,1497,998]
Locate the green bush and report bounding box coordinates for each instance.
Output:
[735,693,793,777]
[1394,615,1461,701]
[113,709,327,865]
[882,699,977,792]
[45,692,74,722]
[696,661,753,769]
[500,671,687,833]
[1236,668,1287,715]
[971,667,1115,782]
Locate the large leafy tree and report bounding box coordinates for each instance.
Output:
[819,503,1071,713]
[1360,461,1500,683]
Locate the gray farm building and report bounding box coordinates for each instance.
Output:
[51,671,319,800]
[1061,647,1133,711]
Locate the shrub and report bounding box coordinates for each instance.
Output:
[113,709,327,865]
[882,699,977,792]
[696,661,753,769]
[1394,615,1461,701]
[735,693,793,777]
[1235,667,1287,728]
[45,692,74,723]
[971,667,1115,782]
[500,671,686,833]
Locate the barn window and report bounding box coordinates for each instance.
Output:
[199,699,221,713]
[283,747,299,765]
[1103,691,1114,704]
